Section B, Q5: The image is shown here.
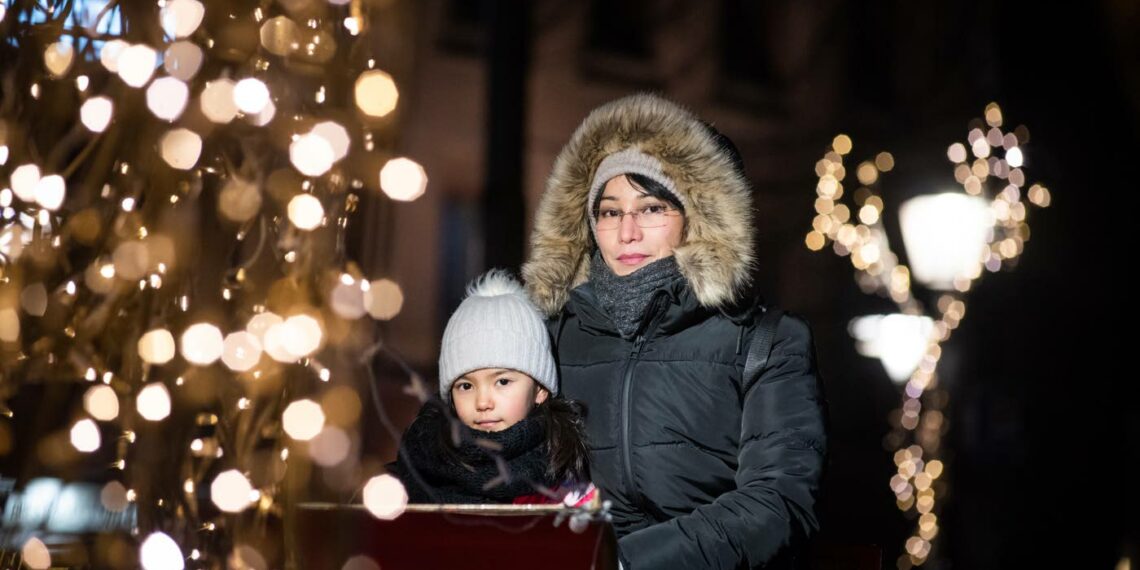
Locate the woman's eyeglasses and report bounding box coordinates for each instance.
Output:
[595,204,681,230]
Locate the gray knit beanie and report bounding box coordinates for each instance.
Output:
[438,270,559,402]
[586,147,686,233]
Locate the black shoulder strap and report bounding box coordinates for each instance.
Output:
[743,307,785,384]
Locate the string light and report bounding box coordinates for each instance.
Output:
[117,44,158,88]
[210,470,254,513]
[147,77,190,121]
[282,399,325,441]
[380,157,428,202]
[354,70,398,117]
[137,383,173,421]
[21,537,52,570]
[140,532,185,570]
[807,105,1049,567]
[233,78,271,114]
[70,418,102,452]
[362,474,407,520]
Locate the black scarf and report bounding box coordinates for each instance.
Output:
[589,250,683,338]
[390,403,554,504]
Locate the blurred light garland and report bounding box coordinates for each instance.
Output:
[0,0,423,567]
[806,104,1051,569]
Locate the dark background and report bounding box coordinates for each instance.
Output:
[396,1,1135,568]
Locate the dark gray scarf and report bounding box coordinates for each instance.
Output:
[589,250,682,339]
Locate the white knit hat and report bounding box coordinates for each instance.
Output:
[438,270,559,402]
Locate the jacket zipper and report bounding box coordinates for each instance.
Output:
[620,333,647,498]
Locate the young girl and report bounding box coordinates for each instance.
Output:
[389,270,594,505]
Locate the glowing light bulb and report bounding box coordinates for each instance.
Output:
[117,44,158,88]
[362,474,407,520]
[233,78,271,114]
[287,194,324,230]
[80,96,114,132]
[379,158,428,202]
[137,383,172,421]
[147,77,190,121]
[140,532,185,570]
[354,71,398,117]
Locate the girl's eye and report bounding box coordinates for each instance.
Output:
[496,377,512,386]
[598,209,621,219]
[641,204,667,214]
[455,382,472,391]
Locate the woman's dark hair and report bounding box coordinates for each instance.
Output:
[435,395,591,483]
[701,120,746,176]
[591,172,685,219]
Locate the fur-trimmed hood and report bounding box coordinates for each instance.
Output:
[523,94,755,316]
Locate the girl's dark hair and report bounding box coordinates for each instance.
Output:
[591,172,684,220]
[536,396,591,482]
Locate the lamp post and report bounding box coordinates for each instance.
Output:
[807,103,1051,568]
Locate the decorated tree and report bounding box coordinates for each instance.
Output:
[0,0,424,567]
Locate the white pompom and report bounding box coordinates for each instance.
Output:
[465,269,524,298]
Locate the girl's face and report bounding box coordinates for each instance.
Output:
[594,175,685,276]
[451,369,549,432]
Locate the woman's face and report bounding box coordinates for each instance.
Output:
[594,175,685,276]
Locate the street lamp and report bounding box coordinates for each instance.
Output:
[806,103,1051,568]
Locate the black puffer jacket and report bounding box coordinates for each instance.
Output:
[556,278,824,569]
[523,94,826,569]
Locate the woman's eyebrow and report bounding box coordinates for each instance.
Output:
[599,194,659,202]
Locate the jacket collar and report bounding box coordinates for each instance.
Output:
[566,276,723,339]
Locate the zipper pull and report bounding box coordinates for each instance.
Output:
[630,335,646,357]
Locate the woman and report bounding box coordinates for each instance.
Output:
[523,94,826,569]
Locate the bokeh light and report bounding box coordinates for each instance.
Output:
[160,0,205,39]
[365,279,404,320]
[147,77,190,121]
[21,537,51,570]
[233,78,271,114]
[282,399,325,441]
[289,133,335,177]
[44,42,75,78]
[34,174,66,210]
[287,193,324,230]
[138,328,177,364]
[362,474,407,520]
[221,331,262,372]
[140,532,184,570]
[379,158,428,202]
[164,41,203,81]
[160,128,203,170]
[211,469,254,513]
[84,384,120,421]
[309,426,351,467]
[181,323,224,365]
[70,418,101,452]
[137,383,172,421]
[354,71,398,117]
[80,96,114,132]
[201,79,239,123]
[117,44,158,88]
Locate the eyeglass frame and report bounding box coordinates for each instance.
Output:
[593,203,683,231]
